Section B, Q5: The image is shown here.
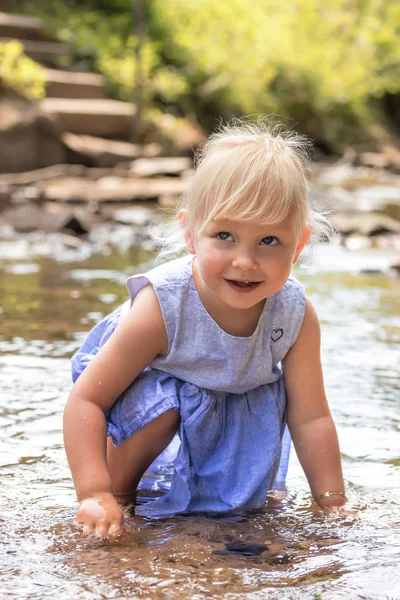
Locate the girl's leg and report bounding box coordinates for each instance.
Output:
[107,408,180,504]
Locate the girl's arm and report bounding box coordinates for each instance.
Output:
[282,297,346,509]
[63,284,168,529]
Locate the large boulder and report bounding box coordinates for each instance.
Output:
[0,96,65,173]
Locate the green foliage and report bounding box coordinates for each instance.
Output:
[19,0,186,106]
[13,0,400,148]
[150,0,400,147]
[0,40,47,99]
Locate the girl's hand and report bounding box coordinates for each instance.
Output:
[75,492,124,537]
[314,497,358,517]
[315,494,347,511]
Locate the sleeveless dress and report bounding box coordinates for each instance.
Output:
[71,254,306,517]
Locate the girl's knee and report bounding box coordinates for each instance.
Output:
[142,408,180,440]
[107,409,180,498]
[157,408,180,432]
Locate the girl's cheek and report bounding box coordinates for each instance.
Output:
[200,250,225,274]
[203,241,225,258]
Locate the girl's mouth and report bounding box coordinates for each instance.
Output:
[225,279,262,292]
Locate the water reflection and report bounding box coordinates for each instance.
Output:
[0,244,399,599]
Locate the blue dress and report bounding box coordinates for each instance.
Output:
[72,254,306,517]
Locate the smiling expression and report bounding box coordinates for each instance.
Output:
[184,216,310,320]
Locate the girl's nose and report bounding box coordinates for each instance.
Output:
[231,251,258,271]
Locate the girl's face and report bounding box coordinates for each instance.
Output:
[182,213,310,313]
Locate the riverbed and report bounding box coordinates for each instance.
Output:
[0,239,399,599]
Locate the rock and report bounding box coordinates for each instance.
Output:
[41,203,93,234]
[314,163,357,186]
[353,184,400,205]
[128,157,192,178]
[356,143,400,174]
[384,202,400,222]
[350,186,400,223]
[97,176,188,202]
[359,267,386,275]
[0,96,65,173]
[41,98,136,138]
[311,185,354,211]
[45,69,106,100]
[0,36,70,66]
[0,220,15,239]
[343,234,372,251]
[84,167,140,178]
[111,205,155,226]
[158,195,181,208]
[359,152,390,169]
[1,202,89,234]
[0,12,44,41]
[0,164,85,186]
[42,175,188,203]
[1,203,50,232]
[10,185,41,205]
[42,177,97,204]
[0,165,150,186]
[62,133,161,168]
[380,144,400,173]
[0,182,11,210]
[332,211,400,237]
[371,234,400,251]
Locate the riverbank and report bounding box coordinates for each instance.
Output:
[0,156,399,275]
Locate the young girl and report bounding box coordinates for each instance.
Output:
[64,119,346,538]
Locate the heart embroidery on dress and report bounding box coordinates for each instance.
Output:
[271,328,283,342]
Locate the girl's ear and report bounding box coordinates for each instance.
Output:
[178,209,196,254]
[293,226,312,263]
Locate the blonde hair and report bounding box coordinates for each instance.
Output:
[156,117,332,259]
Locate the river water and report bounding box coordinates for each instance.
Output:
[0,237,399,599]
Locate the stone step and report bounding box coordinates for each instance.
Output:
[62,133,161,167]
[41,98,136,139]
[0,12,44,41]
[0,36,70,65]
[45,69,106,99]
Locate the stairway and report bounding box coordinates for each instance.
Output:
[0,11,135,139]
[0,11,201,231]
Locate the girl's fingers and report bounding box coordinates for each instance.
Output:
[92,519,125,538]
[108,521,123,536]
[77,515,124,538]
[75,515,96,536]
[74,502,124,538]
[77,520,116,538]
[81,523,95,536]
[94,522,109,538]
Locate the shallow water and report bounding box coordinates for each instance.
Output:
[0,242,399,599]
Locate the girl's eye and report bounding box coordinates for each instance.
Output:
[260,236,278,246]
[216,232,232,241]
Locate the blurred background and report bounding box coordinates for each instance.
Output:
[0,0,400,251]
[0,3,399,599]
[3,0,400,150]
